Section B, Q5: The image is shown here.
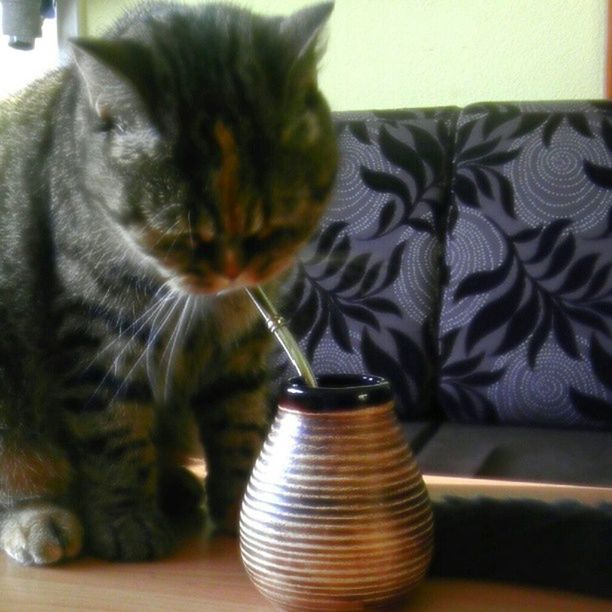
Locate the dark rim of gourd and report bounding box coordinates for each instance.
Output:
[280,374,392,411]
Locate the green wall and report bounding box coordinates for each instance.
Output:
[81,0,607,111]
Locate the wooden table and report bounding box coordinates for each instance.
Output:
[2,475,611,611]
[1,534,610,612]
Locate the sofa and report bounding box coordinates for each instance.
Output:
[276,100,612,489]
[274,101,612,597]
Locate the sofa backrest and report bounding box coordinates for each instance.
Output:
[278,108,457,420]
[278,102,612,430]
[440,101,612,429]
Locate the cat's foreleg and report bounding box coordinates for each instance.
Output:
[66,399,174,561]
[193,330,273,534]
[196,385,270,534]
[0,434,83,565]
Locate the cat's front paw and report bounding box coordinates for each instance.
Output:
[86,508,175,561]
[0,503,83,565]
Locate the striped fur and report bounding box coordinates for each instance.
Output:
[0,2,336,564]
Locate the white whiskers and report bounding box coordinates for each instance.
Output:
[159,294,198,403]
[85,279,203,408]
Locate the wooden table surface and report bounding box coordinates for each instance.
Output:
[2,474,611,611]
[1,534,610,612]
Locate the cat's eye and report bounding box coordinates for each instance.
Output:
[93,116,127,135]
[93,118,115,133]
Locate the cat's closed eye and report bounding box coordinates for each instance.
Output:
[93,117,116,133]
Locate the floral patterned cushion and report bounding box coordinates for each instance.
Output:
[439,101,612,428]
[278,109,458,419]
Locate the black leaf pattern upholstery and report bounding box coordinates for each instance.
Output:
[439,101,612,428]
[276,102,612,430]
[278,109,458,419]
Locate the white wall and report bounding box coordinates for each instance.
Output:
[83,0,607,111]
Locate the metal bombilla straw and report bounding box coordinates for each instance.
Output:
[245,286,317,388]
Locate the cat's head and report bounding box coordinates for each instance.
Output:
[71,2,337,294]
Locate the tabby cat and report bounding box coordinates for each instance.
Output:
[0,1,337,564]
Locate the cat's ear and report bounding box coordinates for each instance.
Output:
[281,2,334,66]
[71,38,157,119]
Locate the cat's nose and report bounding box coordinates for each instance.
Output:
[222,250,242,280]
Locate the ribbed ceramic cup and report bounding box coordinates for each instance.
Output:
[239,375,433,611]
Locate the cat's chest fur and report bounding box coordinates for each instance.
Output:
[54,216,263,392]
[163,290,263,392]
[93,286,259,394]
